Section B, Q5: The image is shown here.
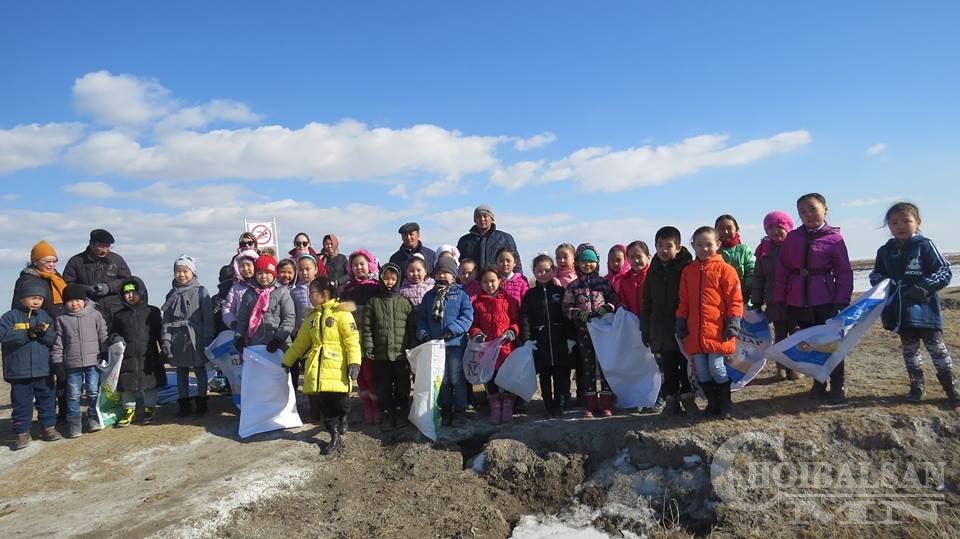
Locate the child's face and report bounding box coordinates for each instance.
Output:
[693,232,719,261]
[382,271,399,290]
[277,264,296,286]
[608,249,625,273]
[555,249,574,270]
[298,259,317,283]
[459,262,477,284]
[322,238,336,256]
[351,256,369,279]
[715,219,738,243]
[533,261,555,284]
[888,211,920,241]
[766,224,788,243]
[577,259,598,275]
[255,270,276,287]
[627,246,650,272]
[20,295,44,310]
[481,271,500,294]
[655,238,680,262]
[797,197,827,229]
[65,299,85,313]
[406,262,426,284]
[174,266,193,285]
[239,260,255,279]
[496,251,516,276]
[123,290,141,306]
[435,270,455,285]
[309,288,330,307]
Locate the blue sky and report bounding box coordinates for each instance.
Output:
[1,1,958,295]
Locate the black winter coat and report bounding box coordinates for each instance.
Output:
[520,282,572,372]
[63,248,132,322]
[110,277,165,392]
[639,247,693,354]
[456,224,523,275]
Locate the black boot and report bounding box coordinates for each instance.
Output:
[936,369,960,409]
[717,381,733,419]
[338,414,348,434]
[905,367,925,402]
[194,396,208,416]
[699,381,718,417]
[827,362,846,403]
[679,391,699,414]
[177,398,193,418]
[321,419,342,455]
[381,409,396,432]
[809,380,827,400]
[441,406,454,427]
[659,395,684,417]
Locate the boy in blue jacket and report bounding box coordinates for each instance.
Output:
[416,256,474,426]
[1,280,62,450]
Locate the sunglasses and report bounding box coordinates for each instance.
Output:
[239,241,255,247]
[295,241,310,247]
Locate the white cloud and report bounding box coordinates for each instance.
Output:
[840,195,902,208]
[866,143,887,156]
[490,161,544,190]
[387,183,409,199]
[155,99,263,133]
[514,132,557,151]
[0,123,84,174]
[63,181,117,198]
[73,71,175,127]
[1,194,19,201]
[62,181,259,208]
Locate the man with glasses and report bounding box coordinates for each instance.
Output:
[62,229,133,327]
[388,222,436,285]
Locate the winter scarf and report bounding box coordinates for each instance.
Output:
[247,282,277,340]
[161,278,202,347]
[36,268,67,305]
[720,233,741,249]
[431,282,452,321]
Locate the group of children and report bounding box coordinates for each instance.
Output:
[3,194,957,453]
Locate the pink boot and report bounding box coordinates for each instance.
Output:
[500,394,515,423]
[488,394,503,425]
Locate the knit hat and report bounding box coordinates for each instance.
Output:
[434,256,459,278]
[90,229,115,244]
[763,210,795,233]
[30,240,57,264]
[254,255,278,276]
[63,283,88,303]
[14,279,48,300]
[380,262,401,279]
[174,254,197,276]
[576,244,600,263]
[474,205,494,220]
[398,222,420,235]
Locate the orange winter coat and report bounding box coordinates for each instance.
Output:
[676,254,743,356]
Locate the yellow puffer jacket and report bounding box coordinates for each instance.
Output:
[282,299,361,394]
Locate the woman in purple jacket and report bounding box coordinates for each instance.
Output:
[774,193,853,403]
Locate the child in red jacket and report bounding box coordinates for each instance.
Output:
[676,227,743,420]
[470,266,521,424]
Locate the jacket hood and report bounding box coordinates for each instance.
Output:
[378,262,402,294]
[322,299,357,313]
[119,276,150,307]
[574,243,601,277]
[606,244,630,280]
[347,249,380,281]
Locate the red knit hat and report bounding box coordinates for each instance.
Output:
[254,255,278,276]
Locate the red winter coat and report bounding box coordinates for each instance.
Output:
[617,266,648,317]
[469,292,520,368]
[676,254,743,356]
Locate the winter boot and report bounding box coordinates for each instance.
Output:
[194,396,209,417]
[488,394,503,425]
[936,369,960,409]
[699,381,718,417]
[381,409,396,432]
[142,407,157,425]
[679,391,699,414]
[513,398,526,415]
[660,395,684,417]
[320,419,342,455]
[827,362,846,403]
[13,432,31,451]
[441,406,454,427]
[583,394,599,418]
[84,414,102,433]
[905,367,926,402]
[116,408,136,427]
[598,393,615,417]
[66,417,82,438]
[500,395,515,423]
[717,381,734,420]
[41,426,61,442]
[177,397,193,418]
[338,414,349,434]
[808,380,827,400]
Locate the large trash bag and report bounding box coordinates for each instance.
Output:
[462,336,502,385]
[494,341,538,402]
[406,340,446,441]
[205,330,243,409]
[95,340,125,427]
[238,345,303,439]
[587,308,661,408]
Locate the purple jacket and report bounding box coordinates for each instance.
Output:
[773,224,853,308]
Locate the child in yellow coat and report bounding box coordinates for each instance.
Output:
[283,276,361,455]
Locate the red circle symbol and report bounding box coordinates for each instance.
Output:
[251,224,273,245]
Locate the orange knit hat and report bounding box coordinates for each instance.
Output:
[31,240,57,264]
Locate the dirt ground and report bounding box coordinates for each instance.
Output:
[2,289,959,538]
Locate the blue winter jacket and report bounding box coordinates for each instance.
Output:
[869,234,952,331]
[416,283,474,348]
[0,307,56,381]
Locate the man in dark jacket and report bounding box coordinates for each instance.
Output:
[388,222,436,284]
[62,229,132,326]
[456,205,523,275]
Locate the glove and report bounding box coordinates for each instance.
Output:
[27,325,47,340]
[266,338,283,353]
[500,329,516,342]
[578,311,591,323]
[111,335,125,346]
[473,332,486,343]
[348,364,360,381]
[901,285,929,301]
[89,283,109,298]
[54,363,67,382]
[418,333,432,344]
[724,317,742,340]
[592,306,609,318]
[233,336,245,352]
[364,349,375,361]
[674,318,689,340]
[440,330,455,341]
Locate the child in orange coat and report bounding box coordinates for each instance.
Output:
[676,226,743,419]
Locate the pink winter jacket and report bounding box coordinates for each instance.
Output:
[773,224,853,308]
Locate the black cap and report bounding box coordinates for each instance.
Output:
[63,283,88,303]
[90,229,115,245]
[398,222,420,235]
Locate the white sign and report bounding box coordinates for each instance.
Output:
[244,219,279,249]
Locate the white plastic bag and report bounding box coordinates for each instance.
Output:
[238,345,303,439]
[587,309,661,408]
[406,340,446,441]
[494,341,538,402]
[462,337,503,385]
[95,340,126,427]
[205,330,243,408]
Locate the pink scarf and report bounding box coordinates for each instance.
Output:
[246,285,274,340]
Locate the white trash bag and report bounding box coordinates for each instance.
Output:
[406,340,446,441]
[238,345,303,439]
[494,341,538,402]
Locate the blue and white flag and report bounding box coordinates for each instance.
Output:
[764,279,890,383]
[728,309,772,391]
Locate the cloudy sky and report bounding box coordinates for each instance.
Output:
[2,2,958,296]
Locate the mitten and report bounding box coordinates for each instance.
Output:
[89,283,109,298]
[266,338,283,353]
[724,317,741,339]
